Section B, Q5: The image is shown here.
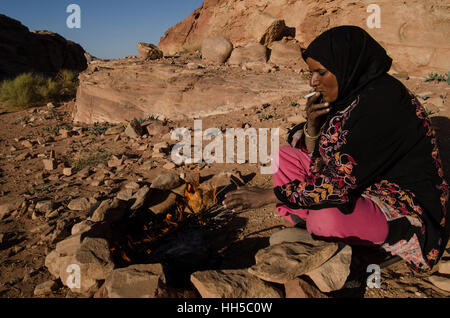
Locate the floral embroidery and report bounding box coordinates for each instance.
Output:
[382,234,430,270]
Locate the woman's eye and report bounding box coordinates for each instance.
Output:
[319,71,327,76]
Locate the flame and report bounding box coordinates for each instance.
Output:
[111,172,219,264]
[121,250,131,263]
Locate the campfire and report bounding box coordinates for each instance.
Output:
[107,172,237,282]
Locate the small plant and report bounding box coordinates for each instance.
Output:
[71,150,112,173]
[88,122,116,136]
[424,72,449,84]
[291,101,298,107]
[0,70,79,110]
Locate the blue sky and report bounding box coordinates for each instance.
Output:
[0,0,204,59]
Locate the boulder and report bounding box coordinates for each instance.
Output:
[305,244,352,292]
[269,38,306,67]
[201,36,233,64]
[101,264,166,298]
[248,241,339,284]
[137,42,164,60]
[59,237,115,295]
[191,269,283,298]
[228,41,268,66]
[247,10,286,46]
[72,58,310,124]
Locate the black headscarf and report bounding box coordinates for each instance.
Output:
[302,25,392,111]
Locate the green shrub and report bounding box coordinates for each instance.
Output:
[0,70,79,110]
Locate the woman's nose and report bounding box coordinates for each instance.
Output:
[310,73,320,87]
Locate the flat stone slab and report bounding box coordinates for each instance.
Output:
[191,269,283,298]
[248,241,339,284]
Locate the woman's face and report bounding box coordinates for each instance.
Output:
[306,57,339,103]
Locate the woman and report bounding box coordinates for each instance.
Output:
[223,26,448,272]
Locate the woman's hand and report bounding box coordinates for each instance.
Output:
[305,92,331,135]
[222,187,277,212]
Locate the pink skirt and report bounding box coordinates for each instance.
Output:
[273,145,388,245]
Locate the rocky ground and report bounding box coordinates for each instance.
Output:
[0,54,449,298]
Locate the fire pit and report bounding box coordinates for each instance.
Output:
[107,172,242,288]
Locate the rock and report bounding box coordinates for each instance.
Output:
[116,188,134,201]
[137,42,164,60]
[145,123,170,136]
[150,173,182,190]
[125,181,140,190]
[191,269,282,298]
[71,220,94,235]
[68,197,91,211]
[130,186,150,211]
[21,140,34,148]
[102,264,166,298]
[88,198,127,223]
[437,258,450,275]
[34,280,58,296]
[285,277,328,298]
[248,241,339,284]
[428,274,450,292]
[42,159,57,171]
[148,192,177,215]
[73,58,310,124]
[201,36,233,64]
[248,10,285,46]
[63,168,73,176]
[163,162,176,170]
[107,156,124,168]
[228,41,268,66]
[60,237,115,294]
[269,38,306,68]
[305,245,352,292]
[55,233,83,256]
[153,142,170,154]
[0,14,87,81]
[0,198,24,220]
[35,200,55,213]
[104,126,124,135]
[125,119,145,139]
[16,151,31,161]
[158,0,449,77]
[269,227,316,246]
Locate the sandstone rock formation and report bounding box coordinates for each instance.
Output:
[72,57,309,124]
[0,14,88,80]
[158,0,450,76]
